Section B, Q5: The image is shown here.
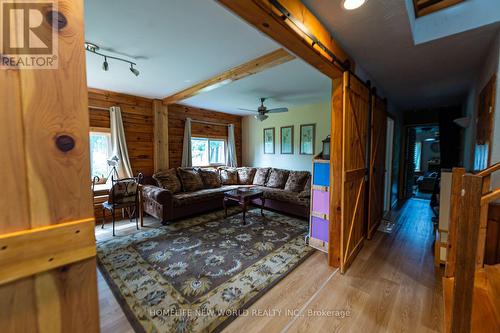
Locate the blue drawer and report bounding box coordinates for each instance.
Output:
[313,162,330,186]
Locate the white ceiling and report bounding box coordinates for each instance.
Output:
[303,0,500,109]
[84,0,329,112]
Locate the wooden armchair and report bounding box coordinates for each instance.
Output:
[102,173,143,236]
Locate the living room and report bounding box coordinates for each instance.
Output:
[2,1,500,333]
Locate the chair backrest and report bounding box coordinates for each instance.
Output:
[108,173,142,205]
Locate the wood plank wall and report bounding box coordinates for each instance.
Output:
[88,88,155,176]
[168,104,243,168]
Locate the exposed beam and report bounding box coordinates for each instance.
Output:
[163,48,295,104]
[217,0,353,80]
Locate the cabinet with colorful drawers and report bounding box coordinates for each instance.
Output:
[308,157,330,253]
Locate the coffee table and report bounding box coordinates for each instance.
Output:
[223,188,265,224]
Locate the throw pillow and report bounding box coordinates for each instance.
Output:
[198,168,221,188]
[152,169,182,194]
[303,176,311,193]
[266,168,290,189]
[253,168,270,185]
[220,168,238,185]
[177,168,204,192]
[237,167,257,185]
[284,171,310,192]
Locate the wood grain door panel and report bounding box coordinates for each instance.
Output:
[340,72,370,273]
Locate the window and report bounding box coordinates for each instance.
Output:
[474,144,489,172]
[89,130,112,179]
[191,138,225,166]
[414,141,422,172]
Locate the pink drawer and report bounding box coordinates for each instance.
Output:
[312,189,329,216]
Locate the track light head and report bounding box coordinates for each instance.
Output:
[130,65,140,77]
[102,57,109,71]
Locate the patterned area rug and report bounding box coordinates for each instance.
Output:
[97,208,313,333]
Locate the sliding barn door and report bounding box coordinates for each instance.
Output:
[336,72,370,273]
[367,96,387,239]
[0,1,99,331]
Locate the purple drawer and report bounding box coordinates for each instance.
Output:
[312,189,329,215]
[311,216,329,242]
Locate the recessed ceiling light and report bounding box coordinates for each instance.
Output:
[342,0,366,10]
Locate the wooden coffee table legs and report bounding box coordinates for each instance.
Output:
[224,196,265,225]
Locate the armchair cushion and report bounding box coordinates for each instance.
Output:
[107,179,138,204]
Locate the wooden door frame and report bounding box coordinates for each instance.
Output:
[383,114,396,213]
[367,94,388,239]
[399,123,439,200]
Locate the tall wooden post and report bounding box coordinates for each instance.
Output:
[0,0,99,332]
[451,174,483,333]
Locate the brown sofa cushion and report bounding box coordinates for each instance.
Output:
[253,168,270,185]
[258,187,310,207]
[298,175,311,198]
[266,168,290,189]
[152,169,182,194]
[177,168,204,192]
[284,171,310,192]
[198,168,221,188]
[237,167,256,185]
[220,168,238,185]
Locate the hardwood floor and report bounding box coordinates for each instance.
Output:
[96,199,443,333]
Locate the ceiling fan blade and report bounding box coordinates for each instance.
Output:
[237,108,258,113]
[267,107,288,113]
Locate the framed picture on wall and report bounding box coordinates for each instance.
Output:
[263,127,275,154]
[300,124,316,155]
[280,126,294,154]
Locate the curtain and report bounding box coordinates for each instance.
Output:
[110,106,133,178]
[227,124,237,167]
[181,117,192,167]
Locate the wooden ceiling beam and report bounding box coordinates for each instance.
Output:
[163,48,295,104]
[217,0,353,80]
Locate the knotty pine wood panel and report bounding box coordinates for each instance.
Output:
[88,88,155,177]
[168,104,242,168]
[0,0,99,331]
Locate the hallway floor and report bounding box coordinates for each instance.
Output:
[97,199,443,333]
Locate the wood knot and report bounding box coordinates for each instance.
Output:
[55,135,75,152]
[46,10,67,30]
[262,22,270,28]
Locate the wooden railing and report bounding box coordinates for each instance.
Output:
[443,162,500,333]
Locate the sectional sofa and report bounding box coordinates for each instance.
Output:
[142,167,311,224]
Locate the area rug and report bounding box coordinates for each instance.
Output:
[97,208,313,333]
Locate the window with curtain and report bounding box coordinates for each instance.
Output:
[191,137,226,166]
[89,129,112,179]
[414,141,422,172]
[474,144,489,172]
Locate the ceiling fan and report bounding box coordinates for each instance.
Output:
[238,98,288,121]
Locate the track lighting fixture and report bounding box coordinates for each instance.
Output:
[129,64,140,77]
[102,57,109,71]
[85,42,140,77]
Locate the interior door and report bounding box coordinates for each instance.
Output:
[367,96,387,239]
[340,72,370,273]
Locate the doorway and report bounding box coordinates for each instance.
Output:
[383,117,395,213]
[403,125,440,201]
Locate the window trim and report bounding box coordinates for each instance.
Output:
[191,136,227,167]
